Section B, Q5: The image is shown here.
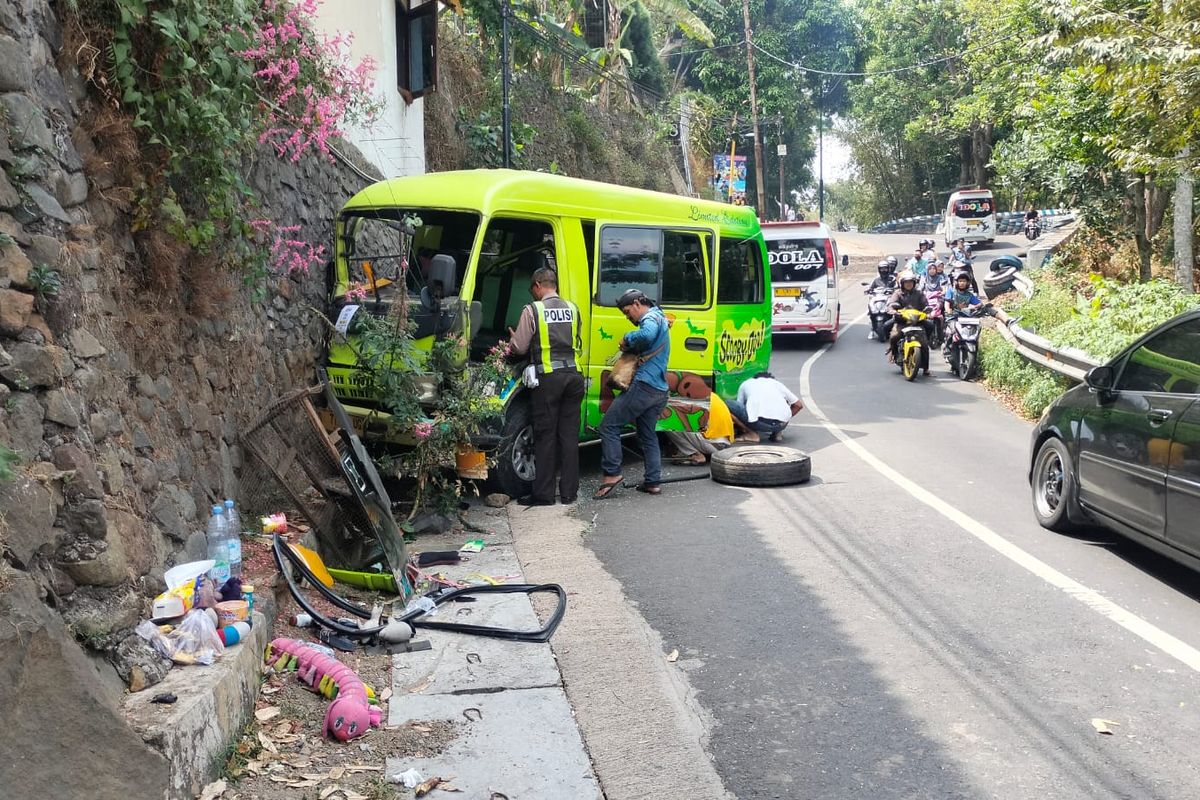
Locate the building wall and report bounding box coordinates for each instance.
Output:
[311,0,427,178]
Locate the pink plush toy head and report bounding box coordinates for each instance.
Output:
[326,696,372,742]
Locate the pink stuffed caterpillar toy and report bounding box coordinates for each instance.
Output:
[264,637,382,741]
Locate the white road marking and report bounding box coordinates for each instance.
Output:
[797,314,1200,675]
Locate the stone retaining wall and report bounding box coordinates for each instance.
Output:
[0,1,379,796]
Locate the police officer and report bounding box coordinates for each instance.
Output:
[507,265,585,506]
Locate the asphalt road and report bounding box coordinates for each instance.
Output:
[576,241,1200,799]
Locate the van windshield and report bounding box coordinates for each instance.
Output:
[767,238,827,283]
[339,209,481,300]
[953,198,993,218]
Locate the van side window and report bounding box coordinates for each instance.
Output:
[718,238,764,304]
[598,227,661,306]
[471,217,557,355]
[661,231,708,306]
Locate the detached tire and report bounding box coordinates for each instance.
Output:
[710,445,811,488]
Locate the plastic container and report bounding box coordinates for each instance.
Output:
[223,499,243,579]
[242,583,255,614]
[206,506,231,585]
[215,599,249,628]
[219,620,251,646]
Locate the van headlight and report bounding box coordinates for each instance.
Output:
[413,375,439,403]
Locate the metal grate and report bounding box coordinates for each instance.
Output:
[240,386,378,568]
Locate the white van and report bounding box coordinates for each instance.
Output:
[762,221,845,342]
[944,188,996,246]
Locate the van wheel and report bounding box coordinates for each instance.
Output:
[710,445,811,487]
[493,401,535,498]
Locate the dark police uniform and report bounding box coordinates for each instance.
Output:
[512,295,585,503]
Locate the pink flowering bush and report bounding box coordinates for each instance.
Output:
[249,219,326,276]
[345,281,369,302]
[242,0,380,162]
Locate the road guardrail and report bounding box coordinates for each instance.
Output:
[990,220,1101,383]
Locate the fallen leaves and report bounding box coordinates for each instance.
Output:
[197,778,226,800]
[255,706,282,723]
[415,775,461,796]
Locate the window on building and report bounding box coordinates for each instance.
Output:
[397,0,438,100]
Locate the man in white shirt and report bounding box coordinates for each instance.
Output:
[726,372,805,442]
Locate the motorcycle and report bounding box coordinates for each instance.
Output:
[943,304,991,380]
[924,287,946,348]
[1024,219,1041,241]
[865,286,894,341]
[892,308,929,381]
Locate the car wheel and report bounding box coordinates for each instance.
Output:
[710,445,811,487]
[493,401,535,498]
[1031,437,1081,532]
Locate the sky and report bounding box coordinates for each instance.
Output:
[812,124,854,184]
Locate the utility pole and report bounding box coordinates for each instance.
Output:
[817,84,824,221]
[741,0,766,216]
[500,0,513,168]
[777,119,785,221]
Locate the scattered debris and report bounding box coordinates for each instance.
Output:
[1091,718,1120,735]
[255,706,282,723]
[197,778,227,800]
[459,539,486,553]
[484,493,510,508]
[392,767,425,788]
[151,692,177,704]
[666,649,679,663]
[415,775,460,796]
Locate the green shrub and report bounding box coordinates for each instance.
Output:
[1047,274,1200,359]
[979,329,1069,418]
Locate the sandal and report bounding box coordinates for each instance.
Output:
[593,478,623,500]
[635,483,662,495]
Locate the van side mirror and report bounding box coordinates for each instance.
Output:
[1086,365,1115,393]
[841,255,849,268]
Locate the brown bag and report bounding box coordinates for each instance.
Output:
[606,341,668,392]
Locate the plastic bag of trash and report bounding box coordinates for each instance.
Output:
[136,609,225,666]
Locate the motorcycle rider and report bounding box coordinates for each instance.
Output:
[1024,207,1039,224]
[945,270,1012,324]
[921,259,950,294]
[886,270,932,374]
[866,259,898,293]
[865,259,898,340]
[949,239,971,265]
[904,247,929,277]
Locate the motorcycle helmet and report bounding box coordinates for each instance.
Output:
[897,270,917,287]
[886,255,899,270]
[876,259,891,277]
[952,269,972,285]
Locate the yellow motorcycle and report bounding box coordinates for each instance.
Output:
[893,308,930,381]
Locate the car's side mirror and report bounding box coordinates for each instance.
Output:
[841,255,849,268]
[1086,365,1116,393]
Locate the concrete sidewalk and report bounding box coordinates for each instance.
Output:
[385,501,601,798]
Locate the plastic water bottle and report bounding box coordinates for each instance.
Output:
[207,505,231,585]
[223,499,243,579]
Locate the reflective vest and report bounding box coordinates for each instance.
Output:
[530,297,580,374]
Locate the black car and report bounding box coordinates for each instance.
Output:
[1029,309,1200,568]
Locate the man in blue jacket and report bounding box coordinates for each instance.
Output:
[595,289,671,499]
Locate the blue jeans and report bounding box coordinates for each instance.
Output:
[726,399,789,439]
[600,381,668,485]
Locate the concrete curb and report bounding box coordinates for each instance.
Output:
[122,605,273,800]
[386,503,601,798]
[509,503,733,800]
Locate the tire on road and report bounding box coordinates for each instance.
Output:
[710,445,811,487]
[1031,437,1082,533]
